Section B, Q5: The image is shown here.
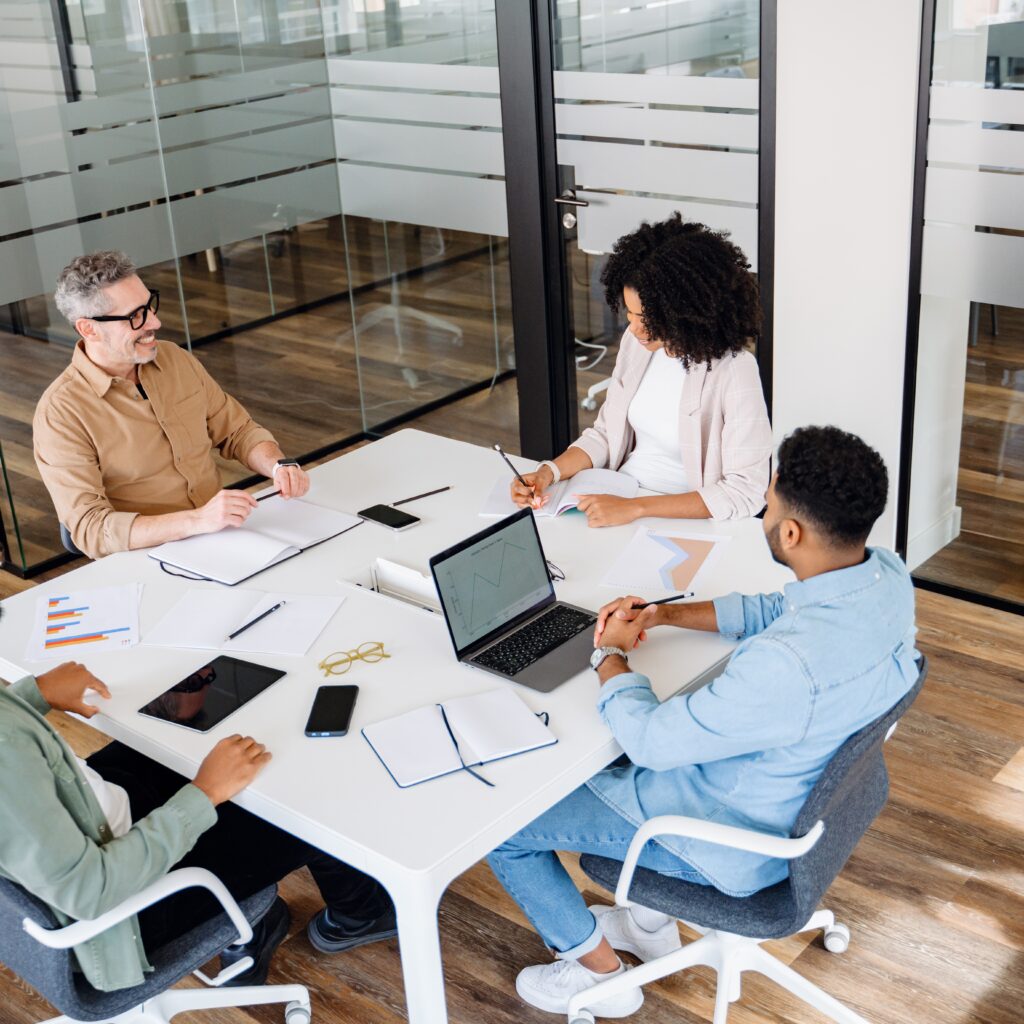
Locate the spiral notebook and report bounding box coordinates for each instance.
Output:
[362,688,556,789]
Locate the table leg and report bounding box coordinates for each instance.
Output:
[394,880,448,1024]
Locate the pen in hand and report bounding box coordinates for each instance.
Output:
[227,600,286,642]
[494,444,541,508]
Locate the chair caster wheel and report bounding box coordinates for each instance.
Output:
[823,923,850,953]
[581,398,597,411]
[285,1000,311,1024]
[569,1013,595,1024]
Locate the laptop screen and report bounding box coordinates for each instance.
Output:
[431,509,554,654]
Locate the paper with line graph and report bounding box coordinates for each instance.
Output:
[26,585,141,662]
[601,528,729,594]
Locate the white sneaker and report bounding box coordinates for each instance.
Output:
[592,904,682,962]
[515,959,644,1017]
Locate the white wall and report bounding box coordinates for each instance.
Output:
[772,0,924,548]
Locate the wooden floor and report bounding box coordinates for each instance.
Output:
[914,306,1024,605]
[0,574,1021,1024]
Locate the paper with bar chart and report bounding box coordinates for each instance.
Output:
[27,585,142,662]
[601,528,729,594]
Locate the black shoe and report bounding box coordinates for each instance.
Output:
[306,903,398,954]
[220,896,291,986]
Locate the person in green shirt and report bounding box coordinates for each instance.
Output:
[0,645,396,993]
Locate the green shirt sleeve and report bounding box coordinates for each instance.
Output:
[0,728,217,921]
[7,675,51,716]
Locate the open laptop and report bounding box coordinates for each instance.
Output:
[429,508,596,692]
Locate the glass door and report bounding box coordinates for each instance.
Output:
[550,0,763,427]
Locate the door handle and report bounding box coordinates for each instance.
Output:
[554,189,589,208]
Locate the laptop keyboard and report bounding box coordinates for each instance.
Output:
[471,605,596,676]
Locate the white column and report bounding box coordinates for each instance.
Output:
[771,0,925,547]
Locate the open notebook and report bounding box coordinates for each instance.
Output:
[148,496,361,586]
[480,468,639,518]
[362,688,557,788]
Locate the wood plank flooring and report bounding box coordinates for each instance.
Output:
[0,576,1021,1024]
[914,306,1024,605]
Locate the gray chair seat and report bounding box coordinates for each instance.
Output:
[0,878,276,1023]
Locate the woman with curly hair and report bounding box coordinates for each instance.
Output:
[510,214,772,525]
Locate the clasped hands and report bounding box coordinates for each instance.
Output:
[510,467,641,528]
[593,595,667,652]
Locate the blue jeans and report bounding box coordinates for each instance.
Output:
[487,782,710,960]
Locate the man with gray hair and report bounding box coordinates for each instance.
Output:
[33,251,309,558]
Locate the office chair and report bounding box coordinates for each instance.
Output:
[565,657,928,1024]
[0,866,312,1024]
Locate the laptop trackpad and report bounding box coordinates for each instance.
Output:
[512,627,596,693]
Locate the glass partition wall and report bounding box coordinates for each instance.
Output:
[903,2,1024,612]
[0,0,514,574]
[1,0,765,576]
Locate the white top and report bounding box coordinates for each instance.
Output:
[620,347,690,494]
[76,757,132,838]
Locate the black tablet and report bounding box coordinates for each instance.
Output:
[138,656,286,732]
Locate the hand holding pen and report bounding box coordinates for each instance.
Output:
[594,592,694,645]
[495,444,552,510]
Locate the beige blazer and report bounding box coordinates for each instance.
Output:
[571,329,772,519]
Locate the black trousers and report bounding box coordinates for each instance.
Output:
[86,742,391,952]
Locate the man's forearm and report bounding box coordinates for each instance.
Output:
[632,491,711,520]
[246,440,285,478]
[127,508,199,550]
[662,600,720,633]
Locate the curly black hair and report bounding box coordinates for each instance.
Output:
[775,426,889,547]
[600,213,762,368]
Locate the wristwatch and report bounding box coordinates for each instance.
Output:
[590,646,628,671]
[272,459,300,477]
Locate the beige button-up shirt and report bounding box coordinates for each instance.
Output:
[33,340,275,558]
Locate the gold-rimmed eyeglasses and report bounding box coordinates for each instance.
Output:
[318,642,390,676]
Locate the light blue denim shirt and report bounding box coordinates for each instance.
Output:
[587,547,919,897]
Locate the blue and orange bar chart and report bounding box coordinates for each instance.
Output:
[44,595,131,651]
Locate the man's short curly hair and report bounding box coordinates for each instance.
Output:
[775,426,889,547]
[54,251,136,326]
[600,213,762,368]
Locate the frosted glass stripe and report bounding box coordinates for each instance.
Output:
[557,103,757,149]
[1,121,336,236]
[339,164,507,237]
[0,40,57,63]
[921,224,1024,308]
[924,166,1024,232]
[575,19,757,76]
[554,70,758,109]
[330,86,502,128]
[930,84,1024,125]
[170,164,341,253]
[927,123,1024,169]
[328,58,499,94]
[560,139,757,203]
[334,120,504,176]
[577,192,757,267]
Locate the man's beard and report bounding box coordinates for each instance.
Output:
[765,520,788,568]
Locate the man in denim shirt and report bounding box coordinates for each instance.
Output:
[488,426,919,1018]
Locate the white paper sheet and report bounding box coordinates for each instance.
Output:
[26,584,141,662]
[144,590,345,657]
[601,527,730,594]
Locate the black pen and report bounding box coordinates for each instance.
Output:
[493,444,532,491]
[256,490,280,502]
[650,592,695,605]
[227,600,286,641]
[392,485,451,507]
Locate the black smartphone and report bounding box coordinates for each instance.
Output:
[357,503,420,531]
[304,684,358,737]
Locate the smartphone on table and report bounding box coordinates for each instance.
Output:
[305,684,359,738]
[357,504,420,531]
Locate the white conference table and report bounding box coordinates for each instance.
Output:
[0,429,791,1023]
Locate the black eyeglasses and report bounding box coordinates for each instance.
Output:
[90,290,160,330]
